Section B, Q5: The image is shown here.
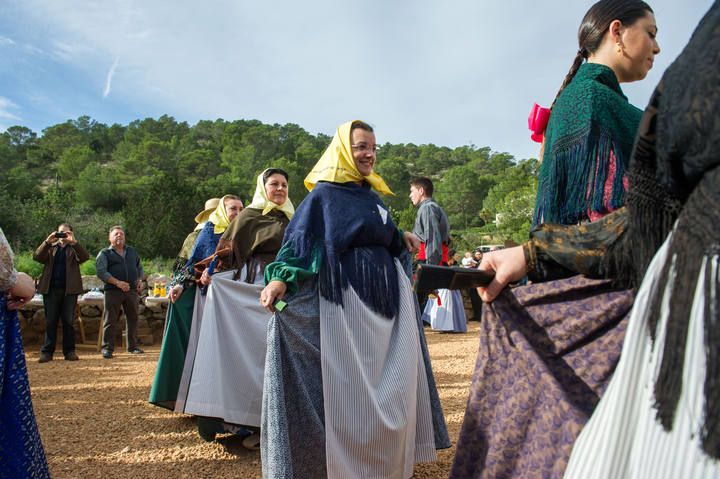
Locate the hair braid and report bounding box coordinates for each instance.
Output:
[550,50,586,110]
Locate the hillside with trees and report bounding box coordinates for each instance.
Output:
[1,115,538,259]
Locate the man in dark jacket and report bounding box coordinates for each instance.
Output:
[34,223,90,362]
[96,225,144,359]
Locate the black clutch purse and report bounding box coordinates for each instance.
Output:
[415,264,494,291]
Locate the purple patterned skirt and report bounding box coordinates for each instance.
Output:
[450,276,633,479]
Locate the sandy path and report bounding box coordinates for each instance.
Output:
[26,323,479,478]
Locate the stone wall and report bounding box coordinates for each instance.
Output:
[18,275,167,349]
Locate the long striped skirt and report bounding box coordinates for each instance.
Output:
[565,234,720,478]
[261,259,449,479]
[450,276,634,479]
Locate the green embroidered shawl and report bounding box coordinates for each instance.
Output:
[533,63,642,226]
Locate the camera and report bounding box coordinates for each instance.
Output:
[54,232,67,238]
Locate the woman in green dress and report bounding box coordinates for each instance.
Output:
[148,196,242,410]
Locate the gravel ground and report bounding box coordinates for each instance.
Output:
[26,322,480,479]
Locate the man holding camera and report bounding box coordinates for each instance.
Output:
[96,225,144,359]
[34,223,90,362]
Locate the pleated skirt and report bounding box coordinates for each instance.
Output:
[565,234,720,478]
[261,259,446,479]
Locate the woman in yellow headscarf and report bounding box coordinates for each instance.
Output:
[214,168,294,283]
[180,168,295,446]
[149,194,242,412]
[259,121,450,478]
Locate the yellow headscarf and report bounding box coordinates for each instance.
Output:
[303,120,393,195]
[208,195,240,234]
[246,169,296,219]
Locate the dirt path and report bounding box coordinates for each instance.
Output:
[26,323,479,478]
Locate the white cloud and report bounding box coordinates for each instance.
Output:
[23,43,44,55]
[0,102,22,132]
[103,57,119,98]
[0,34,44,55]
[51,40,93,62]
[0,96,21,121]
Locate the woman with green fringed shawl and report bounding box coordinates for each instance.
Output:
[451,2,662,479]
[533,0,660,226]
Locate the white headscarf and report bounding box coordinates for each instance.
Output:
[246,168,295,219]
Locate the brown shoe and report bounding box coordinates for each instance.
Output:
[38,352,53,363]
[64,352,79,361]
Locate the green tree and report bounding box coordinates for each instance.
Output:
[76,163,123,209]
[122,173,196,258]
[57,145,99,189]
[435,165,494,230]
[482,159,539,243]
[374,154,412,211]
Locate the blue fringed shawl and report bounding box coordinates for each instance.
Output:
[169,221,222,291]
[188,221,222,264]
[265,181,405,319]
[534,63,643,226]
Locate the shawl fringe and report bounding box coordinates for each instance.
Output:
[337,247,399,319]
[603,130,683,288]
[282,231,399,319]
[534,62,641,227]
[647,170,720,459]
[534,128,630,226]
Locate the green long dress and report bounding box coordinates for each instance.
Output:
[148,284,196,410]
[148,230,201,410]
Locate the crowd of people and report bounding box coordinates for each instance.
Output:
[1,0,719,477]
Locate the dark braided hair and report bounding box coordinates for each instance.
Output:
[551,0,654,109]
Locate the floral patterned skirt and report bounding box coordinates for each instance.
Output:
[450,276,633,479]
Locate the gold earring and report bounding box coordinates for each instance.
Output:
[616,41,622,54]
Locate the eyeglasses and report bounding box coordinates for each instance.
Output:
[351,143,378,154]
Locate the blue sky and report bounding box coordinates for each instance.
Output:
[0,0,714,161]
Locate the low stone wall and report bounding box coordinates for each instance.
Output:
[18,276,168,348]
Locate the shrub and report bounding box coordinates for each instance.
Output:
[13,251,44,279]
[80,261,96,276]
[142,257,174,278]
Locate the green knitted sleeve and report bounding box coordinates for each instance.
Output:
[264,242,322,295]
